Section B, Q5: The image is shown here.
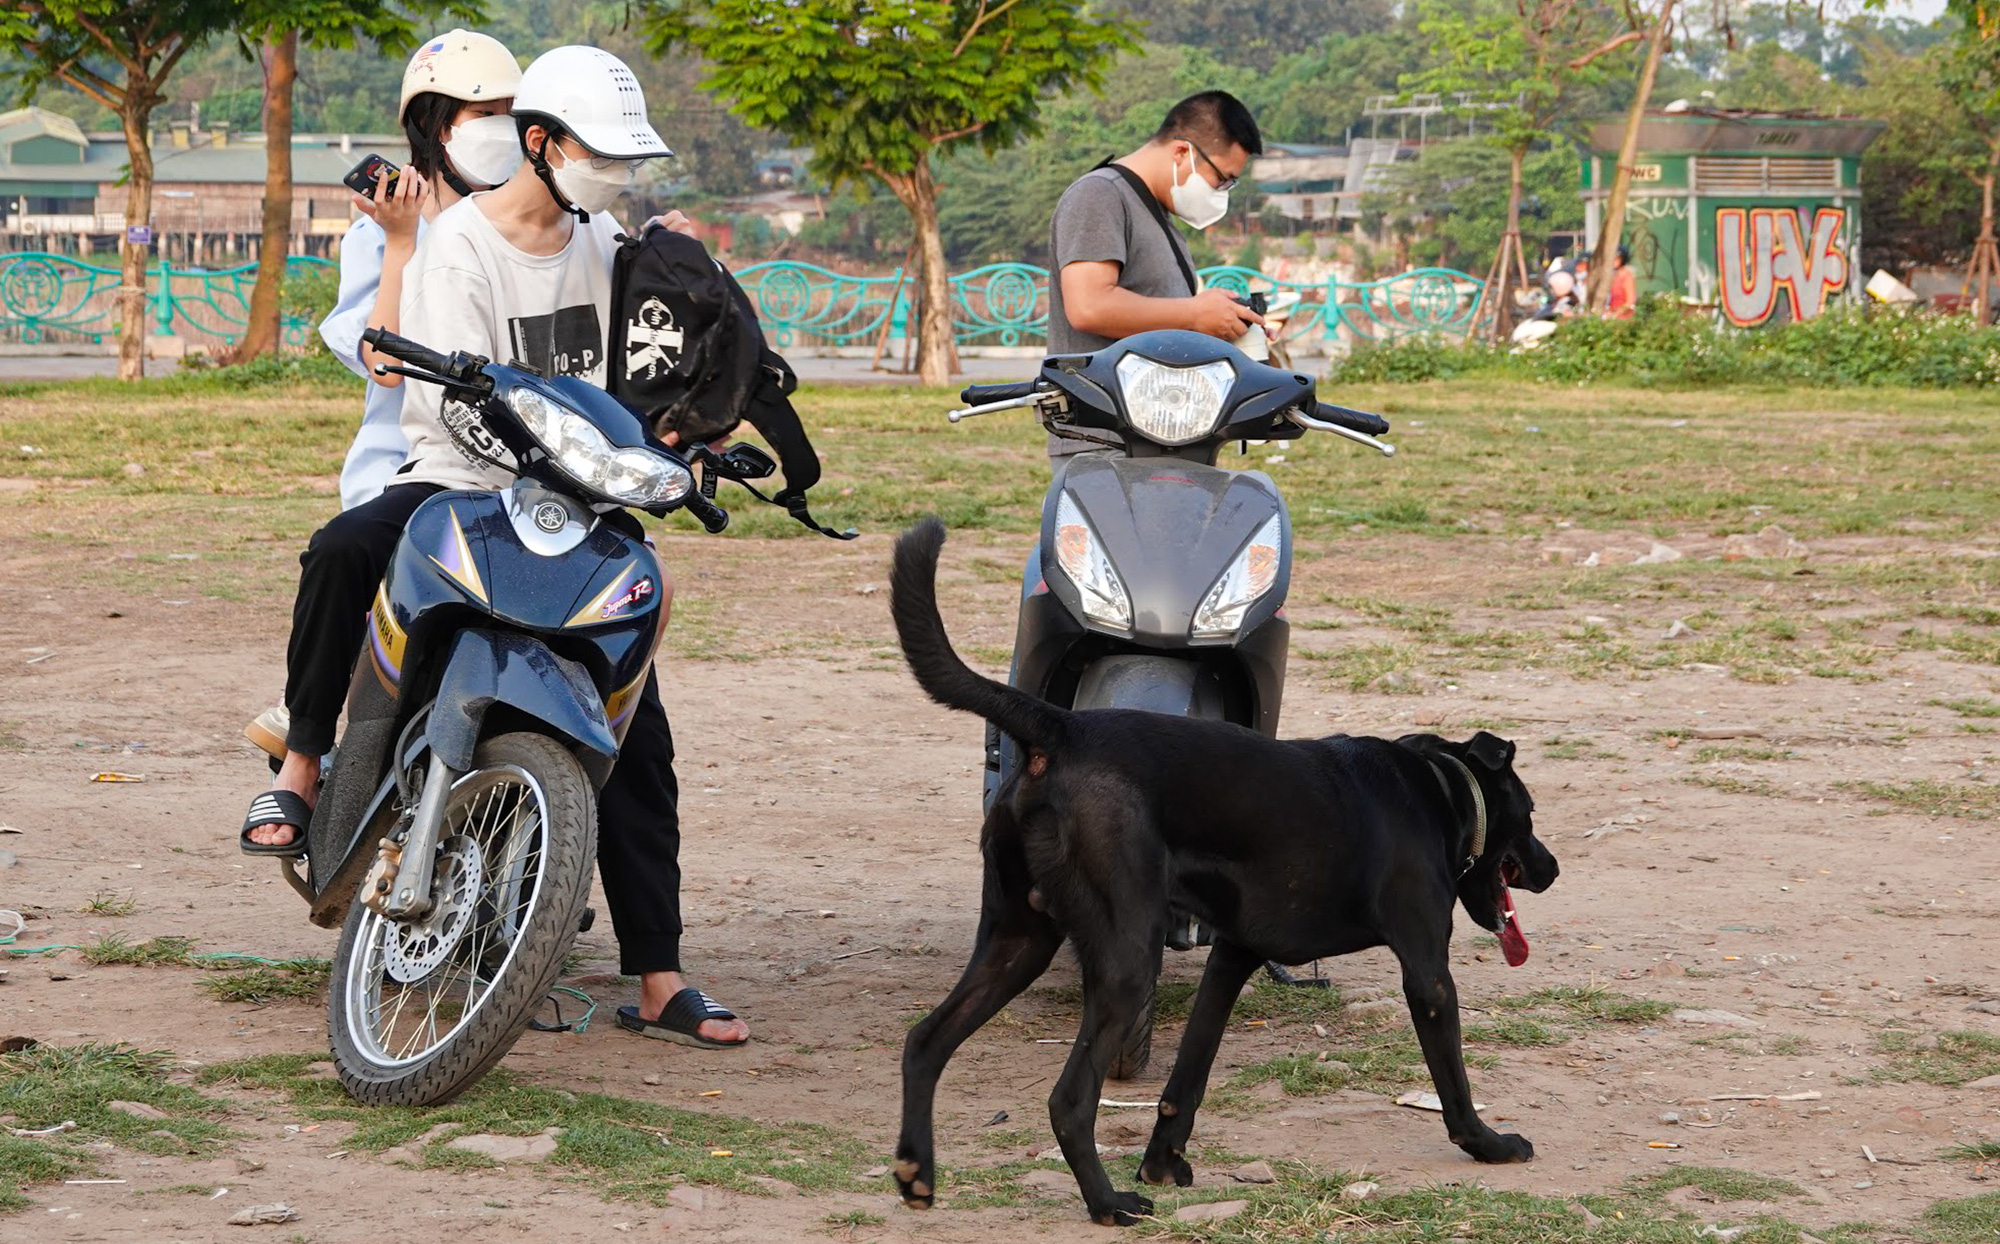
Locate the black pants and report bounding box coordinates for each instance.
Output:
[283,484,687,974]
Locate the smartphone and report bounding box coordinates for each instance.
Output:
[342,153,401,198]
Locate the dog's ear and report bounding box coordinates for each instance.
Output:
[1466,731,1517,772]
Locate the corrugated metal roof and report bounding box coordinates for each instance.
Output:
[0,106,410,188]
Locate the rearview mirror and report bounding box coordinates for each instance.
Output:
[719,443,777,481]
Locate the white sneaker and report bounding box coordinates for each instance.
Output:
[245,706,289,760]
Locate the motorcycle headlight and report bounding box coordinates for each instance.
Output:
[1192,514,1283,639]
[1054,491,1131,630]
[1115,354,1234,446]
[510,387,693,508]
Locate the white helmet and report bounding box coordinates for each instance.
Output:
[513,46,671,160]
[398,30,521,123]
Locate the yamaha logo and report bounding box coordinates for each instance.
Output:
[533,502,569,533]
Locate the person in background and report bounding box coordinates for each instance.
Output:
[1606,244,1638,319]
[1045,90,1264,455]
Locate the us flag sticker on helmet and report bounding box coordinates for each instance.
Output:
[412,39,445,68]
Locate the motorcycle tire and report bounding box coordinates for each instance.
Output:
[328,732,595,1106]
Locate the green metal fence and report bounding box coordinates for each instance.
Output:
[1,249,1485,353]
[0,251,333,348]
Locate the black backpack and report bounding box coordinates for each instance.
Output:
[607,225,854,539]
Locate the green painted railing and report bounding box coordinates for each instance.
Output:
[734,259,1486,350]
[2,249,1485,353]
[0,251,332,348]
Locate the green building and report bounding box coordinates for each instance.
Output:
[1580,109,1884,325]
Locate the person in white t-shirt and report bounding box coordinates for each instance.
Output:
[242,47,749,1051]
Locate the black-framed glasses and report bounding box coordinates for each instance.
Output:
[1177,138,1240,192]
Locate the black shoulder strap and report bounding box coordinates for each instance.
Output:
[1094,157,1198,297]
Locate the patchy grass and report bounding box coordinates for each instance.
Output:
[1684,773,1787,798]
[1943,1142,2000,1163]
[1926,1192,2000,1244]
[199,959,330,1005]
[195,1053,871,1201]
[1873,1031,2000,1088]
[79,891,137,917]
[0,1043,233,1208]
[1629,1165,1804,1202]
[1931,696,2000,718]
[79,934,196,967]
[1492,986,1672,1025]
[1692,745,1796,763]
[1226,1027,1457,1098]
[1464,1016,1567,1047]
[1840,779,2000,821]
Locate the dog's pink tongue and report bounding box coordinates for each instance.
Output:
[1498,886,1530,967]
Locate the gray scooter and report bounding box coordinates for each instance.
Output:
[950,329,1394,1066]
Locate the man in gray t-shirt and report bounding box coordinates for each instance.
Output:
[1045,91,1265,453]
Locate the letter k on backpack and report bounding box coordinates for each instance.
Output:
[607,225,855,539]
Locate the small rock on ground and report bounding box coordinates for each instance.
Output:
[228,1203,299,1226]
[1227,1161,1276,1184]
[446,1128,563,1162]
[1343,1181,1381,1201]
[1174,1200,1249,1223]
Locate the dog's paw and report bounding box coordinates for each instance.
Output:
[1466,1131,1535,1164]
[892,1153,935,1208]
[1138,1152,1193,1187]
[1089,1190,1156,1227]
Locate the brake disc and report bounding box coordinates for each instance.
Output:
[381,834,484,984]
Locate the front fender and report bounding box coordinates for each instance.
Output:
[428,629,619,787]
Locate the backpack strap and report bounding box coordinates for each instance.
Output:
[1094,156,1198,297]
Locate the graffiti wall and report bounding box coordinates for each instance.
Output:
[1626,197,1690,299]
[1713,205,1851,326]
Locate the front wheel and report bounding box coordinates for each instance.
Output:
[329,732,595,1106]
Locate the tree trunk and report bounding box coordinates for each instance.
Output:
[234,30,298,362]
[1488,144,1529,342]
[1589,0,1673,313]
[116,93,156,382]
[883,160,955,386]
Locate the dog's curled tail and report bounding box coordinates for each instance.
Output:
[891,517,1068,751]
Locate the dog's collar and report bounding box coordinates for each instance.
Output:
[1435,752,1488,874]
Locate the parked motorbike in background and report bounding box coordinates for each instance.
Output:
[947,328,1395,1074]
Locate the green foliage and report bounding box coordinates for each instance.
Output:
[642,1,1135,184]
[1333,301,2000,388]
[1370,139,1582,274]
[1105,0,1394,72]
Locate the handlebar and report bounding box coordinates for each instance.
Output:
[361,326,451,376]
[1311,402,1391,437]
[678,489,729,534]
[959,380,1040,405]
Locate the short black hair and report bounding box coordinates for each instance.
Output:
[402,92,462,180]
[1154,91,1262,157]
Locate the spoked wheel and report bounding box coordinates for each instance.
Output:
[329,733,595,1106]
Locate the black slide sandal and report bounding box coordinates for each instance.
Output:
[240,789,311,858]
[617,988,747,1049]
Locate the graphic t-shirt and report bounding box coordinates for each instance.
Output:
[396,194,623,492]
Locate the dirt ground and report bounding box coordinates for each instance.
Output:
[2,500,1998,1242]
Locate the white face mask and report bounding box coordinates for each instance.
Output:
[548,143,638,215]
[442,114,522,189]
[1169,147,1230,231]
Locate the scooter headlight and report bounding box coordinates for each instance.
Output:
[1115,354,1234,446]
[1054,491,1131,630]
[510,387,693,508]
[1192,514,1283,639]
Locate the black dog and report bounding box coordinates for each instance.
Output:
[888,519,1560,1225]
